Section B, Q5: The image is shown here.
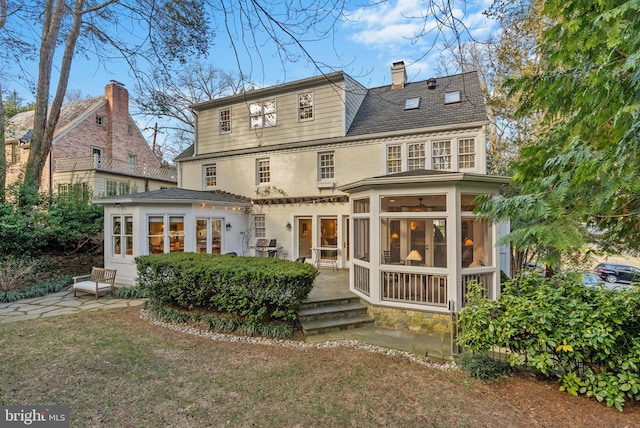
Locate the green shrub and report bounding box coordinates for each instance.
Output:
[0,276,71,303]
[146,300,297,338]
[457,272,640,410]
[457,352,513,381]
[136,252,318,323]
[113,286,148,299]
[0,183,103,257]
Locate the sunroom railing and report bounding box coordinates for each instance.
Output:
[380,270,448,306]
[461,272,494,305]
[353,264,370,296]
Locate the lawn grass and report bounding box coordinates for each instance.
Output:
[1,307,639,427]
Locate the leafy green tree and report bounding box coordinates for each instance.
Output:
[479,0,640,264]
[0,182,102,257]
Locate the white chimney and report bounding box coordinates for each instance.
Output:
[391,61,406,90]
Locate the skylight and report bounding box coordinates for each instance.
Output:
[444,91,461,104]
[404,97,420,110]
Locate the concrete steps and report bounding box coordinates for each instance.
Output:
[298,297,374,336]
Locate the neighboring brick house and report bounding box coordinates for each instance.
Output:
[4,81,176,196]
[98,62,510,324]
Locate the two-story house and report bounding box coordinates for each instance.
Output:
[98,62,509,320]
[4,81,176,196]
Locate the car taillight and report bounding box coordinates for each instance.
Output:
[597,268,605,273]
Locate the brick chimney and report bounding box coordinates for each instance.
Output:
[391,61,406,90]
[104,80,129,160]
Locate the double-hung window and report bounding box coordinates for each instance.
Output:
[256,158,270,184]
[249,100,276,129]
[458,138,475,168]
[298,92,313,120]
[432,140,451,170]
[318,152,334,180]
[407,143,425,170]
[386,145,402,173]
[204,164,217,188]
[253,214,266,239]
[113,215,133,257]
[219,108,231,133]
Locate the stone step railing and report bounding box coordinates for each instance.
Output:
[54,156,177,182]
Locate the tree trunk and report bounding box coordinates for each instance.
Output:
[0,81,6,203]
[1,0,7,202]
[23,0,85,198]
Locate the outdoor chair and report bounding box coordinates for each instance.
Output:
[72,267,117,299]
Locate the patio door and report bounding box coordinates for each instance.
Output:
[319,217,337,258]
[297,217,312,259]
[196,218,223,254]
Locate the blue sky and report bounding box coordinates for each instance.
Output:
[6,0,497,145]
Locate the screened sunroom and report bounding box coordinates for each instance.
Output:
[341,170,510,315]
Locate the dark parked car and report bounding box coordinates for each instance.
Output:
[594,263,640,284]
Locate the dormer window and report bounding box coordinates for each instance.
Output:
[444,91,461,104]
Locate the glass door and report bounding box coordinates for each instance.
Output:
[319,217,337,258]
[195,218,223,254]
[297,218,312,259]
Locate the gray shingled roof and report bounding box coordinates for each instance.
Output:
[175,70,487,162]
[346,71,487,136]
[174,144,195,161]
[5,96,105,142]
[94,188,251,205]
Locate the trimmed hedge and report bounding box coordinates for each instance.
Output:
[135,253,318,322]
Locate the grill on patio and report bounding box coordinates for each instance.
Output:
[255,238,278,257]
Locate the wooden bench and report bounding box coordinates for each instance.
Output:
[72,267,117,299]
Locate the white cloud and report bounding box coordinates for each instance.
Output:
[346,0,497,50]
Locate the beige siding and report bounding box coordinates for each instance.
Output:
[196,82,348,156]
[181,141,382,198]
[182,127,486,198]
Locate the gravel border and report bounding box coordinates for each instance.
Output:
[140,309,458,371]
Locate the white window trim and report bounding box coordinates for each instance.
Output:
[256,158,270,185]
[249,100,277,129]
[253,214,266,239]
[457,137,476,169]
[317,151,335,185]
[298,92,314,122]
[112,215,133,258]
[219,108,232,134]
[386,144,403,174]
[204,163,217,188]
